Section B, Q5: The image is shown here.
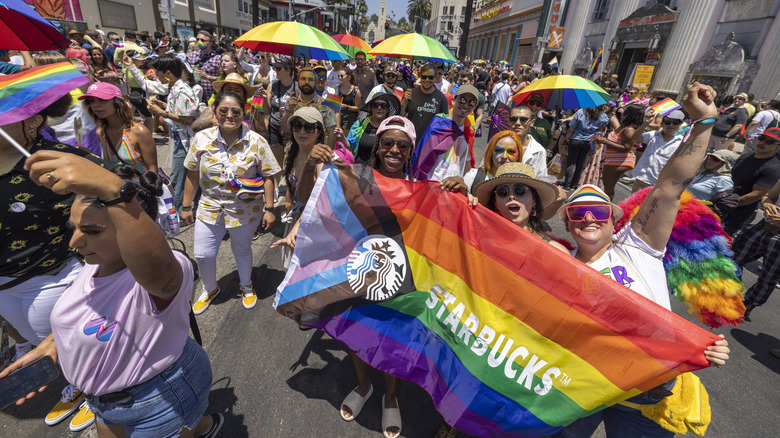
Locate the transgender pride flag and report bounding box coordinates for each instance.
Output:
[275,164,719,437]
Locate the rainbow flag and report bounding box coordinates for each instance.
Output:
[275,164,720,437]
[548,56,559,68]
[0,62,90,125]
[322,93,343,114]
[590,138,601,150]
[509,71,520,88]
[651,97,683,116]
[589,45,603,78]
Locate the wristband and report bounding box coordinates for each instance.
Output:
[181,205,193,212]
[264,206,275,213]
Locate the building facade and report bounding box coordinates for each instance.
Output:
[557,0,780,101]
[424,0,468,53]
[363,1,386,44]
[465,0,544,67]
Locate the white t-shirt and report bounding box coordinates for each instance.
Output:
[435,78,450,92]
[491,81,512,106]
[634,131,684,185]
[746,109,780,138]
[327,67,340,89]
[572,221,671,311]
[365,83,404,103]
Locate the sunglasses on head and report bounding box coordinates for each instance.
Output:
[494,184,528,198]
[510,116,531,124]
[380,137,412,150]
[372,101,389,110]
[217,106,244,117]
[566,204,613,222]
[421,75,435,80]
[663,118,682,126]
[456,96,477,108]
[291,121,318,133]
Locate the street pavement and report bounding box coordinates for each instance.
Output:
[1,128,779,438]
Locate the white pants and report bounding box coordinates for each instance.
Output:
[193,219,255,291]
[0,258,82,344]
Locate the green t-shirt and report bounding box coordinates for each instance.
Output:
[530,117,552,147]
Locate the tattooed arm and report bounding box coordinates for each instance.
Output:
[631,83,718,251]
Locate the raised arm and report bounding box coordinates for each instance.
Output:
[631,83,717,251]
[25,151,183,299]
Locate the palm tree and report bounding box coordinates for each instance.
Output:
[407,0,432,33]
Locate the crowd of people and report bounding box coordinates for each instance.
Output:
[6,23,780,438]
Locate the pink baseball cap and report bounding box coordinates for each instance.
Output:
[78,82,123,101]
[377,116,416,145]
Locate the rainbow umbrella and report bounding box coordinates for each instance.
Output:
[0,0,69,50]
[512,74,610,109]
[331,32,373,58]
[369,32,457,63]
[234,21,349,61]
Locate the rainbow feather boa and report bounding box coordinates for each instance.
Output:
[614,188,746,328]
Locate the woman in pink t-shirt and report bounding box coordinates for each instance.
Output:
[1,155,222,438]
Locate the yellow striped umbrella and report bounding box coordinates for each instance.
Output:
[234,21,349,61]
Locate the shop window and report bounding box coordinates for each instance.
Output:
[97,0,137,30]
[196,0,216,14]
[591,0,611,22]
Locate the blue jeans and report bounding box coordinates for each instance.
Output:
[554,379,676,438]
[170,135,188,212]
[85,338,212,437]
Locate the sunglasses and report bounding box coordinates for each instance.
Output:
[316,74,327,79]
[456,96,477,108]
[510,116,531,124]
[494,184,528,198]
[338,74,347,78]
[380,137,412,150]
[421,75,435,80]
[197,38,208,42]
[384,73,397,78]
[761,136,780,145]
[707,155,723,163]
[528,101,543,106]
[217,107,243,117]
[273,66,282,71]
[291,121,319,133]
[372,102,389,110]
[663,119,682,126]
[565,204,613,222]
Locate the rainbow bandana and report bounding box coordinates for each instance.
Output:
[0,62,90,125]
[275,164,719,437]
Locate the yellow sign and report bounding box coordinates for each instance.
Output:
[632,64,655,92]
[549,27,565,49]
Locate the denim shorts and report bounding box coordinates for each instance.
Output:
[86,338,212,437]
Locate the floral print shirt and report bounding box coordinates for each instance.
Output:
[1,139,105,278]
[167,79,200,150]
[184,126,281,228]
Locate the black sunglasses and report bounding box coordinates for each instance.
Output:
[510,116,531,124]
[528,100,543,106]
[372,102,389,110]
[761,136,780,145]
[663,119,682,126]
[455,96,477,108]
[494,184,528,198]
[421,75,434,80]
[291,121,319,133]
[217,107,243,117]
[197,38,208,42]
[384,73,397,78]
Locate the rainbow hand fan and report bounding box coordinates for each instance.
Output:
[614,188,746,328]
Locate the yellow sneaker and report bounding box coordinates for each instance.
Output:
[193,285,221,315]
[240,284,257,309]
[69,401,95,432]
[45,385,83,426]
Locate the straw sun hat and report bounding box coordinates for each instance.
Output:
[474,163,559,217]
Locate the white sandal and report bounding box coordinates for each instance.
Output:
[340,385,373,421]
[382,396,402,438]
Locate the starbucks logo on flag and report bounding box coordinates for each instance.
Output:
[347,235,406,301]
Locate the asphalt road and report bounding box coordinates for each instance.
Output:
[1,130,778,438]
